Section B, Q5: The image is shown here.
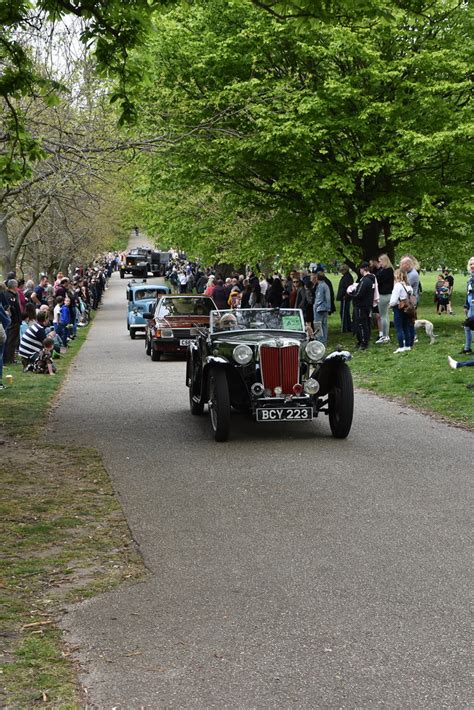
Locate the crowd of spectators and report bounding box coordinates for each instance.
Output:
[164,252,474,361]
[2,249,473,389]
[0,254,117,389]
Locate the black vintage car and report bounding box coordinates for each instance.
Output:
[186,308,354,442]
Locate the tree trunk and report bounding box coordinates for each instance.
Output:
[361,220,383,262]
[0,213,13,279]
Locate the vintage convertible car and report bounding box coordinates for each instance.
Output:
[186,308,353,442]
[127,281,171,339]
[144,295,217,360]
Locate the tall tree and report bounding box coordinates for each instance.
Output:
[0,0,162,184]
[130,0,472,267]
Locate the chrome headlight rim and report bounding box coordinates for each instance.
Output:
[304,377,320,395]
[233,344,253,365]
[305,340,326,362]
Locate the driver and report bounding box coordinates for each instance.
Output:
[219,313,238,330]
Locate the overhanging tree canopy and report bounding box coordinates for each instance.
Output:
[129,0,472,266]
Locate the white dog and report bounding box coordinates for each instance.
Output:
[414,319,437,344]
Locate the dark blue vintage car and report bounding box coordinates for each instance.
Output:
[127,281,171,339]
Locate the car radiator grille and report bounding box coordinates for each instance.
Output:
[259,345,299,394]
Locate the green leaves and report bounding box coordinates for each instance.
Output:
[127,0,472,265]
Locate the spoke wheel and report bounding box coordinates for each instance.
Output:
[328,364,354,439]
[208,368,231,442]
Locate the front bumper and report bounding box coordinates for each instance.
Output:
[152,338,192,354]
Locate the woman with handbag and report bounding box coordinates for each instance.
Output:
[389,269,414,353]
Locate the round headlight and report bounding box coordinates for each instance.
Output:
[305,340,326,362]
[233,344,253,365]
[304,378,320,395]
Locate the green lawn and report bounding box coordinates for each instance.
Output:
[325,271,473,428]
[0,320,145,709]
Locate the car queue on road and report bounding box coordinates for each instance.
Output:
[124,258,355,442]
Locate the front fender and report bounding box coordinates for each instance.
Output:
[129,313,145,326]
[316,355,351,396]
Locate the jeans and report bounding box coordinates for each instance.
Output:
[314,311,328,344]
[0,340,4,381]
[378,293,391,338]
[56,323,68,347]
[393,307,411,347]
[464,327,472,350]
[457,358,474,368]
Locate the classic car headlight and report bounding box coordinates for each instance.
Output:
[305,340,326,362]
[233,344,253,365]
[160,328,173,338]
[304,378,320,395]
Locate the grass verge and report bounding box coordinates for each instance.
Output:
[325,272,473,428]
[0,323,145,708]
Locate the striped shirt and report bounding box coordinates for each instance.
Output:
[18,322,46,359]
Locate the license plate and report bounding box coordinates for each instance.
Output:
[256,407,313,422]
[180,339,192,346]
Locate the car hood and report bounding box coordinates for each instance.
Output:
[159,316,210,327]
[211,331,306,345]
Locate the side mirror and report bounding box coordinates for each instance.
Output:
[143,312,153,320]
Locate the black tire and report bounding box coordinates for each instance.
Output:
[130,329,136,340]
[151,347,161,361]
[120,270,124,279]
[145,336,151,356]
[208,367,231,442]
[328,364,354,439]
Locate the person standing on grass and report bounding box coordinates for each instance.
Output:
[390,269,414,353]
[336,264,353,333]
[3,279,21,364]
[460,257,474,354]
[53,296,68,347]
[31,273,49,306]
[443,269,455,315]
[352,262,376,350]
[375,254,394,344]
[313,272,331,344]
[0,302,11,389]
[399,254,420,348]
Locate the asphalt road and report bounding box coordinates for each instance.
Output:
[50,251,472,709]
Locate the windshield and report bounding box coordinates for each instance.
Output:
[157,297,215,318]
[210,308,305,334]
[134,288,166,301]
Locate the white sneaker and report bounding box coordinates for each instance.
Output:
[382,336,390,343]
[405,346,411,351]
[393,347,405,353]
[448,356,457,370]
[375,336,385,344]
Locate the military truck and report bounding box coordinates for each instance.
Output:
[120,248,171,279]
